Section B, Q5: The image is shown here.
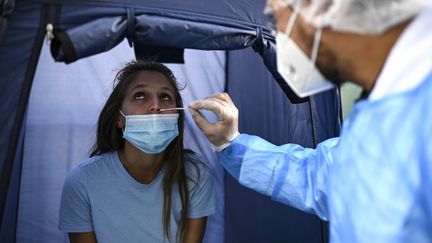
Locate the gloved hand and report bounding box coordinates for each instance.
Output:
[188,92,239,148]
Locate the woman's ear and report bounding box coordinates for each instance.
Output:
[117,115,125,129]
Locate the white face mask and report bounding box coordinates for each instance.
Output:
[276,10,334,98]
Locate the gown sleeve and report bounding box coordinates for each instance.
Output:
[219,134,339,220]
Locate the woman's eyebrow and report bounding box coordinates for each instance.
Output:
[159,86,175,93]
[130,84,146,91]
[129,84,174,93]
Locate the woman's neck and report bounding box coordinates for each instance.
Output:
[118,143,166,184]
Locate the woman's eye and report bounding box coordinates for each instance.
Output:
[161,94,172,101]
[134,92,145,100]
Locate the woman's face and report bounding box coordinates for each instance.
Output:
[117,71,178,127]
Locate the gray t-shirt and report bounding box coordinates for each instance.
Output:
[59,150,215,243]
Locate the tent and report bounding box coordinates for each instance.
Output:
[0,0,341,242]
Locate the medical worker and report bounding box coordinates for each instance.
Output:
[189,0,432,242]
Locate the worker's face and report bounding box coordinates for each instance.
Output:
[117,71,177,128]
[267,1,343,85]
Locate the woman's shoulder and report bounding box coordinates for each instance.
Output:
[66,152,115,179]
[183,149,203,164]
[183,150,216,208]
[183,149,213,178]
[79,152,113,169]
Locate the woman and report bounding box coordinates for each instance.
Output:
[59,61,215,243]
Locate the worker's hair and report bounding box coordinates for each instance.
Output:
[90,60,195,241]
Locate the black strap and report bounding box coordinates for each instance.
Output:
[51,30,77,63]
[126,7,135,47]
[252,27,264,53]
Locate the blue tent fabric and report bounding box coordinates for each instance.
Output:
[50,11,260,63]
[0,0,16,43]
[30,0,269,25]
[0,125,24,243]
[25,0,272,62]
[225,47,340,242]
[43,0,305,102]
[11,0,304,103]
[0,3,45,242]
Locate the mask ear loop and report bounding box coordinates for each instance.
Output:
[284,8,299,37]
[119,110,127,132]
[310,28,322,65]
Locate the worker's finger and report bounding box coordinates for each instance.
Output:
[189,99,225,120]
[189,108,213,132]
[204,92,234,106]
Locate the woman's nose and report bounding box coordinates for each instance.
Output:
[148,99,161,113]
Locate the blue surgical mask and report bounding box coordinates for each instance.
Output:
[120,111,179,154]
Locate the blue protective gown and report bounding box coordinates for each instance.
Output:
[219,72,432,242]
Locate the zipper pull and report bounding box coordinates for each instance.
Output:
[46,23,54,44]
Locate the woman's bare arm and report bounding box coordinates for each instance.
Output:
[69,232,97,243]
[183,217,207,243]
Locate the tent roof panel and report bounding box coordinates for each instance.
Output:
[23,0,268,26]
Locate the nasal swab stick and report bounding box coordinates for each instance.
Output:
[157,108,188,111]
